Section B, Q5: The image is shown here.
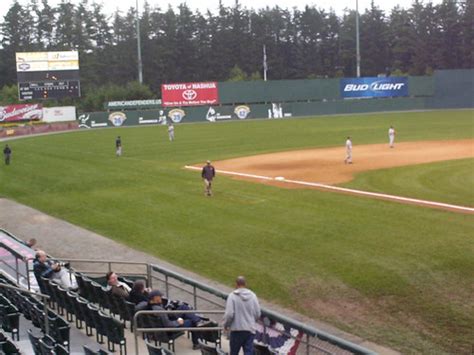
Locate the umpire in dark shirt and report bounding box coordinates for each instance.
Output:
[201,160,215,196]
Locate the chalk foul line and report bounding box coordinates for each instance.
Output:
[184,165,474,214]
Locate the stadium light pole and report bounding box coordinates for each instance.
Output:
[136,0,143,84]
[355,0,361,77]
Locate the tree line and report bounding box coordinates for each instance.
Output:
[0,0,472,110]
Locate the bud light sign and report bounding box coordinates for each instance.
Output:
[340,77,408,98]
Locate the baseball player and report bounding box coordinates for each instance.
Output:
[388,126,396,148]
[115,136,122,157]
[344,136,352,164]
[3,144,12,165]
[168,123,175,141]
[201,160,216,196]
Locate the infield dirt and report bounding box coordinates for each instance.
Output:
[210,139,474,186]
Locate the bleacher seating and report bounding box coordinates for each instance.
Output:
[38,273,127,354]
[254,343,278,354]
[0,274,71,352]
[74,271,136,332]
[0,330,21,354]
[145,340,175,354]
[137,313,184,352]
[1,257,226,355]
[198,340,228,355]
[83,344,111,354]
[0,295,20,340]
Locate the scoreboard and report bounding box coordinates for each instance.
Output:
[16,51,81,100]
[19,81,81,100]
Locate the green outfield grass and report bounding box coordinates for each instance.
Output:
[0,110,473,353]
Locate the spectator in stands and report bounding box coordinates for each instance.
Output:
[223,276,261,355]
[33,250,77,292]
[128,279,150,304]
[136,289,202,350]
[26,238,37,249]
[105,271,131,299]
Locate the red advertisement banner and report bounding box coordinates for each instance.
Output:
[161,82,219,107]
[0,104,43,122]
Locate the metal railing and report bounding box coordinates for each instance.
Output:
[0,236,35,290]
[58,257,151,282]
[133,309,224,355]
[53,258,376,354]
[149,264,376,355]
[0,282,51,334]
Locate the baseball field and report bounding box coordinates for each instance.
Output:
[0,109,473,353]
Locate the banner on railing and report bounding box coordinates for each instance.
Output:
[0,103,43,122]
[161,82,219,107]
[340,77,408,98]
[256,319,303,354]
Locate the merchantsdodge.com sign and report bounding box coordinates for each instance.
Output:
[340,77,408,98]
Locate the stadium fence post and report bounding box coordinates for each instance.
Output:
[193,285,197,309]
[146,264,152,288]
[14,258,19,284]
[43,296,50,335]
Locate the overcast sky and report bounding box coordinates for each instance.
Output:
[1,0,443,19]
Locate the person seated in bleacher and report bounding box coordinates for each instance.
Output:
[105,271,131,299]
[128,279,150,305]
[136,289,202,350]
[33,250,77,292]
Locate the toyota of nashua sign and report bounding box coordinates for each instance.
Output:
[161,82,219,107]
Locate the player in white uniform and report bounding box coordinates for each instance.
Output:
[388,126,396,148]
[344,136,352,164]
[168,123,175,141]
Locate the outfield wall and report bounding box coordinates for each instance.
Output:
[76,69,473,128]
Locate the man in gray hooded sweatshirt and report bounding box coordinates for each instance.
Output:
[223,276,261,355]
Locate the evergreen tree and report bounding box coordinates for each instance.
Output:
[0,0,471,92]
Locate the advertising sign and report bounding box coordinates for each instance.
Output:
[15,51,79,72]
[161,82,219,107]
[340,77,408,98]
[107,99,162,110]
[0,104,43,122]
[42,106,76,122]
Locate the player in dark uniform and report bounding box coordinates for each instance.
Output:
[201,160,216,196]
[3,144,11,165]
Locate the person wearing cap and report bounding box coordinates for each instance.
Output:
[223,276,261,355]
[201,160,216,196]
[135,289,202,349]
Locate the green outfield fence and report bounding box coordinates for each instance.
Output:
[78,69,471,127]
